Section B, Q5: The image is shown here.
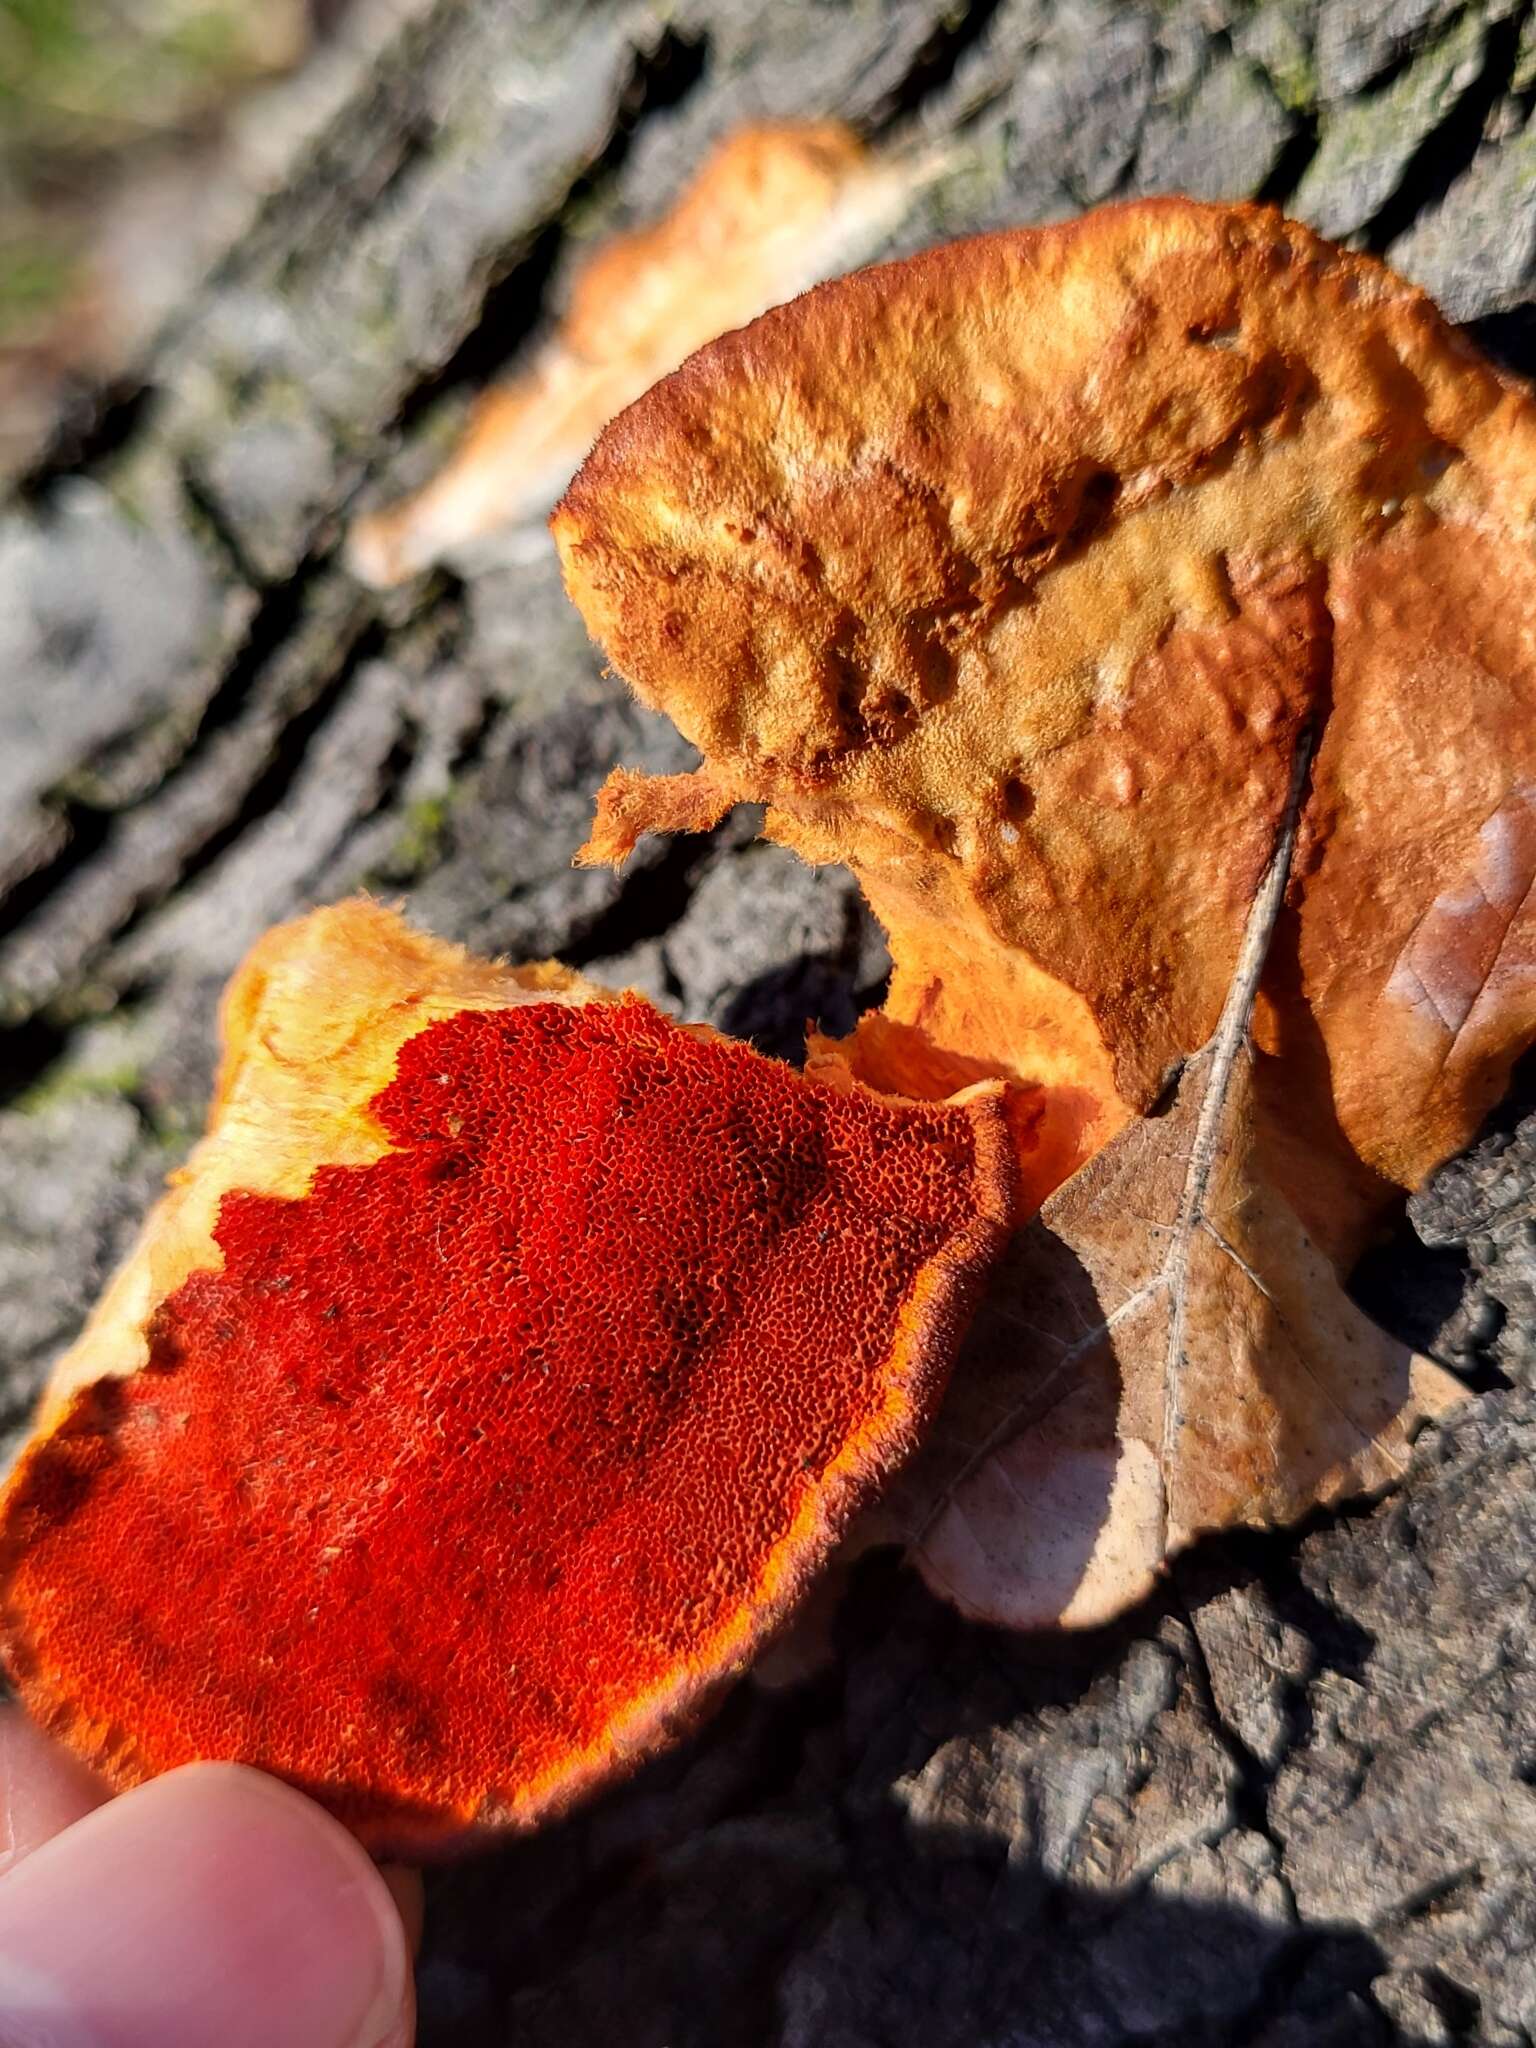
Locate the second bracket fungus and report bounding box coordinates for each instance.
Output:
[556,198,1535,1615]
[555,198,1536,1230]
[0,902,1011,1849]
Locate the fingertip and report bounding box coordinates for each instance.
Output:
[0,1762,413,2048]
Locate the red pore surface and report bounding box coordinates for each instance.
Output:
[0,1000,1004,1848]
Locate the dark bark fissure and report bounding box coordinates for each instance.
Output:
[0,805,115,966]
[389,24,711,435]
[1363,1,1534,253]
[13,379,163,508]
[1257,107,1322,208]
[864,0,1011,132]
[560,829,724,969]
[0,566,339,957]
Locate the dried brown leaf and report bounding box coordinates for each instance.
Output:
[897,747,1465,1627]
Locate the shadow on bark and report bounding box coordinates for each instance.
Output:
[414,1553,1421,2048]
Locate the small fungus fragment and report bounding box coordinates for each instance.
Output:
[348,121,919,586]
[0,902,1011,1850]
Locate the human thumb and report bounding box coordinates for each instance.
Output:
[0,1762,412,2048]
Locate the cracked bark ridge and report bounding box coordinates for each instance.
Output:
[1,0,1535,2042]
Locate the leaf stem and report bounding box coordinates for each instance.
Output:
[1157,721,1317,1545]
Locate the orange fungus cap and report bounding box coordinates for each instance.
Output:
[554,197,1536,1211]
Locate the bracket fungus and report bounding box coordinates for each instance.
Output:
[555,198,1536,1617]
[0,901,1012,1849]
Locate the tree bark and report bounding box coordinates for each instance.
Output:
[3,2,1535,2041]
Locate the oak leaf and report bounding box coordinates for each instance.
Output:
[348,122,921,586]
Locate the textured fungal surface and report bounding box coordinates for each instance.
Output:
[0,905,1011,1850]
[556,197,1536,1216]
